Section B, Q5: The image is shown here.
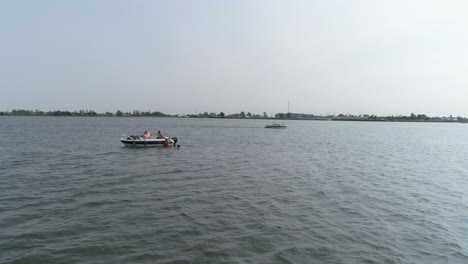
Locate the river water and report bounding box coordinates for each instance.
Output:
[1,116,468,263]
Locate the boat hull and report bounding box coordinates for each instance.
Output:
[120,137,177,147]
[265,124,288,128]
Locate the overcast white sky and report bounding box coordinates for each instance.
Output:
[1,0,467,116]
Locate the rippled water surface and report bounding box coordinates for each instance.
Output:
[1,116,468,264]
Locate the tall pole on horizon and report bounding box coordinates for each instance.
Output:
[288,100,290,113]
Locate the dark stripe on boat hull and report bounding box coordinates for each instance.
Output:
[120,140,173,147]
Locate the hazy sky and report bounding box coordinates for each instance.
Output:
[1,0,467,116]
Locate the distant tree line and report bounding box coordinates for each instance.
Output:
[2,109,467,123]
[325,113,463,122]
[0,109,168,117]
[187,111,270,119]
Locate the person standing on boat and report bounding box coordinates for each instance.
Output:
[157,130,164,139]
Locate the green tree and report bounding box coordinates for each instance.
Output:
[417,114,427,120]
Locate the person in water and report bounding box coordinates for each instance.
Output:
[164,137,170,147]
[157,130,164,139]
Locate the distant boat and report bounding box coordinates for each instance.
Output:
[265,123,288,128]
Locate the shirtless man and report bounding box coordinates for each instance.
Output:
[157,130,164,139]
[143,131,151,139]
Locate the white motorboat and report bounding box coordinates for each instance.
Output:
[120,135,178,147]
[264,123,288,128]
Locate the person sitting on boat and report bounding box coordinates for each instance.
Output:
[157,130,164,139]
[143,131,151,139]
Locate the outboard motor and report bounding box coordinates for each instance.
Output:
[172,137,178,146]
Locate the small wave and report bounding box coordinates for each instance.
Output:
[9,254,50,264]
[159,168,185,174]
[95,151,121,156]
[275,246,337,263]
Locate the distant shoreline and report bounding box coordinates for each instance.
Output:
[1,110,467,124]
